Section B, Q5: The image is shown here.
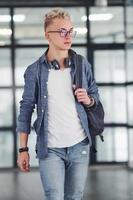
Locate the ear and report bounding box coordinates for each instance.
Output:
[45,31,50,41]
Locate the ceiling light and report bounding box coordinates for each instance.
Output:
[74,27,87,35]
[0,15,11,22]
[0,28,12,36]
[0,14,25,22]
[13,15,25,22]
[95,0,108,7]
[82,13,113,22]
[0,41,6,46]
[81,15,87,22]
[89,13,113,21]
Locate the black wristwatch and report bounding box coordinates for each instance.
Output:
[19,147,29,153]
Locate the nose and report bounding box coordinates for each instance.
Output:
[66,31,70,37]
[65,31,71,39]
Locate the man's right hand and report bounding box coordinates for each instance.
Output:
[17,152,30,172]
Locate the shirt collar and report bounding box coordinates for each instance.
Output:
[39,48,49,64]
[39,48,76,65]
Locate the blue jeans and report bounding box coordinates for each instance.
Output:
[39,137,90,200]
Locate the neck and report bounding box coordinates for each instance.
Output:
[47,46,69,62]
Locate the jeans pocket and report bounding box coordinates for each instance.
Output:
[80,137,89,146]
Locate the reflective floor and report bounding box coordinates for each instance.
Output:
[0,165,133,200]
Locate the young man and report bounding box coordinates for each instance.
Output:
[17,8,99,200]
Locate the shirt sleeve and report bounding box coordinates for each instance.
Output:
[16,65,37,134]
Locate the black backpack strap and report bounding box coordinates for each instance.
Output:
[75,54,83,89]
[75,54,98,154]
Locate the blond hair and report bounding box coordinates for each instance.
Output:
[44,8,70,31]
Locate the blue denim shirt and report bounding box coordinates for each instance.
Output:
[17,49,99,159]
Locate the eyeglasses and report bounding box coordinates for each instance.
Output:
[47,28,77,38]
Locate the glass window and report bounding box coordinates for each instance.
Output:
[97,127,128,162]
[126,6,133,43]
[0,131,13,167]
[14,7,86,44]
[16,89,23,118]
[72,47,87,57]
[126,48,133,82]
[128,128,133,168]
[15,48,46,86]
[0,89,13,126]
[27,130,38,167]
[90,7,125,43]
[99,86,127,123]
[0,8,11,45]
[127,86,133,125]
[14,8,45,44]
[94,50,125,83]
[67,7,86,44]
[0,49,12,86]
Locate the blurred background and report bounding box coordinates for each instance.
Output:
[0,0,133,169]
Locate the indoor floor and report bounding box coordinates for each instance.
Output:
[0,165,133,200]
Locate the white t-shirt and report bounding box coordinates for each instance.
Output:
[47,68,86,148]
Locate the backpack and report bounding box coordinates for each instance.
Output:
[75,54,105,152]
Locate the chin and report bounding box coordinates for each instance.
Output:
[60,45,71,51]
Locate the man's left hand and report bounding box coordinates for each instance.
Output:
[74,88,92,105]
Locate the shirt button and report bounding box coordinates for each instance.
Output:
[46,81,48,85]
[44,95,47,98]
[42,109,44,112]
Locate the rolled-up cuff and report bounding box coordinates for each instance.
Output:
[16,121,31,134]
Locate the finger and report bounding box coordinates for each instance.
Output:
[17,156,28,171]
[75,89,86,95]
[75,88,86,91]
[22,161,27,170]
[77,98,86,102]
[75,88,86,94]
[76,93,86,98]
[26,162,30,171]
[76,95,87,101]
[21,163,29,172]
[25,157,30,171]
[76,95,86,100]
[19,161,27,171]
[19,163,25,171]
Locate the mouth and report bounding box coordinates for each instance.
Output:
[64,42,71,45]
